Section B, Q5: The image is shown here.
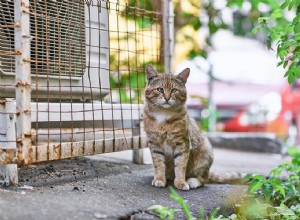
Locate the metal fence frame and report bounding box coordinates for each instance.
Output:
[0,0,174,186]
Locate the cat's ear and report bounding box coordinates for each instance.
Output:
[177,68,190,84]
[145,65,158,83]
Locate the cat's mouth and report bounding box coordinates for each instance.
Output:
[161,103,171,108]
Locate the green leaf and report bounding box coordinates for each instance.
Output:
[244,173,254,181]
[293,68,300,78]
[292,13,300,25]
[288,72,295,83]
[249,180,264,193]
[270,166,282,176]
[227,0,243,8]
[250,0,260,10]
[284,61,289,69]
[198,206,205,220]
[270,177,283,185]
[280,0,290,9]
[278,49,288,59]
[252,26,261,34]
[294,22,300,33]
[209,207,220,220]
[262,184,273,202]
[148,205,177,220]
[271,9,283,19]
[193,19,202,30]
[258,17,270,24]
[288,0,296,10]
[252,175,266,181]
[137,17,150,29]
[288,147,300,157]
[275,204,296,216]
[275,184,286,198]
[169,187,194,220]
[266,35,273,50]
[277,61,284,67]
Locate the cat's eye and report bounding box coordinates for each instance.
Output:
[171,88,177,93]
[157,87,164,93]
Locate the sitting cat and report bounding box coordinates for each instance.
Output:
[143,65,239,190]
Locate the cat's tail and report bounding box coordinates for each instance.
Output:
[208,172,245,184]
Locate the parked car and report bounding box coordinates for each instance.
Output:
[222,81,300,144]
[186,78,300,145]
[178,31,300,144]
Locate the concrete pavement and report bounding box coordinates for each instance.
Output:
[0,148,289,220]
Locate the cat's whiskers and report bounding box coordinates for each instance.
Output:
[146,101,160,110]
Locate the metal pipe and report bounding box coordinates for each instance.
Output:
[163,0,174,73]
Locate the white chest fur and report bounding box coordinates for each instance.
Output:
[153,112,173,123]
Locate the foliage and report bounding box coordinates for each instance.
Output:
[148,204,177,220]
[229,0,300,83]
[169,187,194,220]
[109,70,145,103]
[222,147,300,219]
[109,1,164,103]
[176,0,300,83]
[190,95,219,132]
[149,147,300,220]
[125,0,156,30]
[174,0,229,60]
[231,147,300,219]
[110,0,300,103]
[148,187,195,220]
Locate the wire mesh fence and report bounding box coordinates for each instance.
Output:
[0,0,173,179]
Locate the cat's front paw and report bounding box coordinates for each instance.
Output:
[174,179,190,191]
[152,177,166,188]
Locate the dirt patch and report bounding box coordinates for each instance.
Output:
[18,156,148,187]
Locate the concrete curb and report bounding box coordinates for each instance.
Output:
[207,132,285,154]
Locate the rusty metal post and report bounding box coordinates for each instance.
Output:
[14,0,32,165]
[133,120,144,164]
[163,0,174,73]
[0,100,18,186]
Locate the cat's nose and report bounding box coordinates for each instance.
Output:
[164,94,171,102]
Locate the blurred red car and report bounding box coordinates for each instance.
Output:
[178,31,300,144]
[222,81,300,143]
[186,79,300,145]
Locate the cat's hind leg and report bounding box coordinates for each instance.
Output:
[186,169,209,189]
[186,177,201,189]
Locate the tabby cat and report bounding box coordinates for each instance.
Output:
[143,65,239,190]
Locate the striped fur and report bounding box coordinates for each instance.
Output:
[144,65,241,190]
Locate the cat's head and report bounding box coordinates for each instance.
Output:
[144,65,190,110]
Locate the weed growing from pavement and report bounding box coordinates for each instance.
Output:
[149,147,300,220]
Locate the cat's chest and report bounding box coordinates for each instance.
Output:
[163,141,174,156]
[153,112,173,123]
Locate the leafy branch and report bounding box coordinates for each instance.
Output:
[230,0,300,83]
